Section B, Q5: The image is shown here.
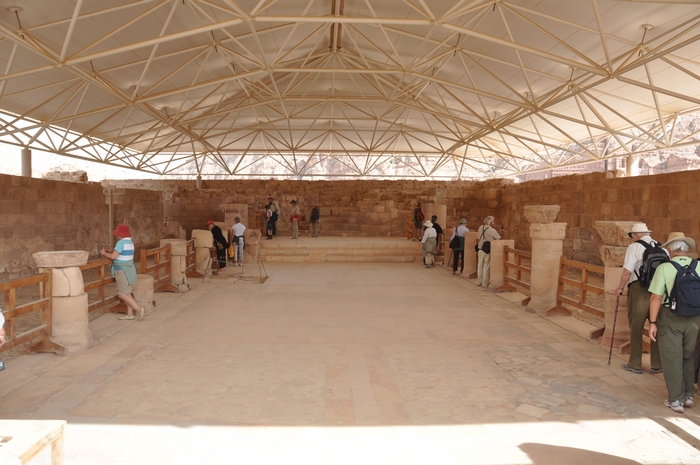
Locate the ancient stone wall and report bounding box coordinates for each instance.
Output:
[1,175,165,279]
[105,179,509,238]
[499,170,700,265]
[0,174,108,279]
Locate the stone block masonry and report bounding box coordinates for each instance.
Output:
[1,175,165,280]
[2,168,699,277]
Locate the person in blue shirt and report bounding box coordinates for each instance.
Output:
[100,224,144,321]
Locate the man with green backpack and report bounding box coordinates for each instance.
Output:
[648,232,700,413]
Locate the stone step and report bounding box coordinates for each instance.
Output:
[258,237,423,263]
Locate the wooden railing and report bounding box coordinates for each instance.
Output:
[140,244,178,292]
[494,246,532,305]
[547,257,605,337]
[0,272,64,355]
[80,257,119,313]
[185,239,202,277]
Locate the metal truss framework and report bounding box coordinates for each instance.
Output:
[0,0,699,179]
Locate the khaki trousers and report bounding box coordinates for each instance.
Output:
[477,250,491,286]
[626,280,661,370]
[658,305,700,403]
[291,219,299,238]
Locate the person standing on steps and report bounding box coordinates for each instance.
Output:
[411,202,424,241]
[266,196,279,237]
[431,215,443,256]
[265,205,274,240]
[290,200,300,239]
[310,203,321,237]
[100,224,144,321]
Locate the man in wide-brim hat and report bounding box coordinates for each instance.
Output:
[616,222,663,375]
[648,232,700,413]
[100,224,144,321]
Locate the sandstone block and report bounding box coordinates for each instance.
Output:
[33,250,89,268]
[160,239,188,256]
[50,266,85,297]
[51,293,92,354]
[133,274,156,313]
[192,229,214,248]
[524,205,561,224]
[196,247,212,274]
[594,221,637,246]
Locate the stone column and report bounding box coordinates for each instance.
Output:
[463,231,479,276]
[192,229,214,275]
[33,250,92,354]
[594,221,637,351]
[523,205,567,315]
[489,240,515,288]
[219,203,249,232]
[21,147,31,177]
[161,239,189,291]
[132,274,155,315]
[246,229,262,263]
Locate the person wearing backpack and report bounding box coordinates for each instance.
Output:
[648,233,700,413]
[450,218,469,275]
[615,223,665,375]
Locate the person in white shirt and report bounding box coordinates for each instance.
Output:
[421,220,438,268]
[231,217,247,266]
[0,310,5,347]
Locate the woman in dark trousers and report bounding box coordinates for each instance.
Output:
[450,218,469,275]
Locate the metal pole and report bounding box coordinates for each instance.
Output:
[607,295,621,365]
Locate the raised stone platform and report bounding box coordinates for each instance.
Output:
[258,236,423,263]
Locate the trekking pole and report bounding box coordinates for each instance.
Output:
[607,295,621,365]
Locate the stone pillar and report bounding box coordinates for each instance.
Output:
[522,205,566,315]
[161,239,189,291]
[132,274,155,315]
[21,147,31,177]
[246,229,262,263]
[594,221,637,351]
[489,240,515,288]
[219,203,249,232]
[626,154,639,177]
[33,250,92,354]
[192,229,213,275]
[463,231,479,276]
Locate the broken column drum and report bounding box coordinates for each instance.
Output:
[32,250,92,354]
[523,205,566,315]
[594,221,638,351]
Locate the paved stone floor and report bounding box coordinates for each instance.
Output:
[1,262,700,464]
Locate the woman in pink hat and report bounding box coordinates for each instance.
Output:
[100,224,144,321]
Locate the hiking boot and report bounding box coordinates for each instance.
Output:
[665,399,684,413]
[621,364,642,374]
[685,397,694,407]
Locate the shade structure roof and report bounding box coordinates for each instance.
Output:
[0,0,699,179]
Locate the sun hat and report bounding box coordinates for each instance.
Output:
[662,232,696,250]
[112,224,131,237]
[459,218,467,224]
[627,223,652,237]
[424,220,433,228]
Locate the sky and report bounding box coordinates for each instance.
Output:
[0,143,159,180]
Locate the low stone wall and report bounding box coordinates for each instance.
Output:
[0,175,165,279]
[104,179,509,238]
[500,170,700,265]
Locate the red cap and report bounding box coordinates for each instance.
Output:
[206,220,215,226]
[113,224,131,237]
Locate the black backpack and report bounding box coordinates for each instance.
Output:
[667,259,700,316]
[635,240,668,289]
